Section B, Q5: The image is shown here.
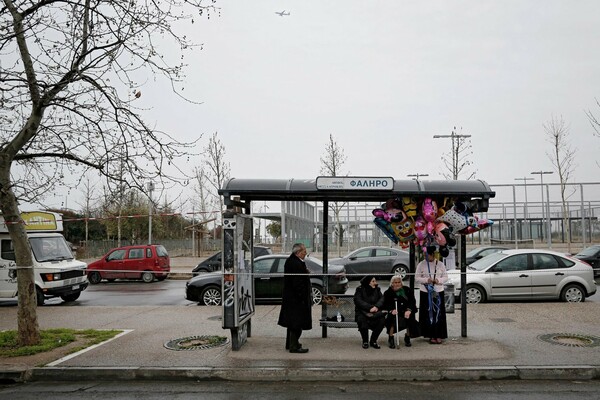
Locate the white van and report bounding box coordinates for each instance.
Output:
[0,211,88,305]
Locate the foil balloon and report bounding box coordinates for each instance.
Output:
[402,197,418,218]
[422,198,438,223]
[414,215,428,245]
[434,222,449,246]
[391,211,414,242]
[373,217,399,244]
[458,217,494,235]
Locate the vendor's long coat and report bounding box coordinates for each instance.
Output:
[277,254,312,330]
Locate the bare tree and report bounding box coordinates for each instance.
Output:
[76,176,97,248]
[544,115,577,253]
[0,0,218,345]
[586,98,600,137]
[585,98,600,169]
[193,165,216,216]
[320,134,347,256]
[204,132,231,223]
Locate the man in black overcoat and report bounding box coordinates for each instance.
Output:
[277,243,312,353]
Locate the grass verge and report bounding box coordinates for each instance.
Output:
[0,328,122,357]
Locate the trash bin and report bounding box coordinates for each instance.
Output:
[444,283,455,313]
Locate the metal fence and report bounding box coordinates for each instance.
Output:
[79,181,600,258]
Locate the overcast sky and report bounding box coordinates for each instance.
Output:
[45,1,600,211]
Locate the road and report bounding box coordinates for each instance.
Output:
[68,279,600,306]
[2,380,600,399]
[0,279,597,307]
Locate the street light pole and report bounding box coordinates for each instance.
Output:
[433,128,472,180]
[407,173,429,180]
[531,171,553,245]
[147,181,155,244]
[515,177,534,240]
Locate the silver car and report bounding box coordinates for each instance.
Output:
[329,246,410,280]
[447,249,596,303]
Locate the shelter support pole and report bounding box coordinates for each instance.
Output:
[460,235,467,337]
[409,242,415,291]
[322,201,329,338]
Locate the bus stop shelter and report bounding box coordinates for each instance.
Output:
[218,176,496,349]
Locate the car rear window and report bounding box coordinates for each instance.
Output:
[156,245,168,257]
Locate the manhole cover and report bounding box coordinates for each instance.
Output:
[164,335,229,351]
[538,333,600,348]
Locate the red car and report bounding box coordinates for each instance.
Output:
[87,244,170,284]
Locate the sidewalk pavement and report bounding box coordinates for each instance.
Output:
[1,296,599,383]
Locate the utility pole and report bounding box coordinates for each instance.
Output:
[515,177,534,240]
[433,128,472,180]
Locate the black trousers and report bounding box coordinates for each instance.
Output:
[285,328,303,351]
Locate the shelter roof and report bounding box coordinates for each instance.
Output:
[219,177,495,211]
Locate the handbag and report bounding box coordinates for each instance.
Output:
[364,310,387,319]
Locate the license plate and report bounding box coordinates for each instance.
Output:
[72,285,80,290]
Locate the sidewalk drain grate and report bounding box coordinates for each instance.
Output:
[538,333,600,348]
[490,318,515,323]
[164,335,229,351]
[207,315,222,321]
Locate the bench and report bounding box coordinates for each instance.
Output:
[319,294,358,332]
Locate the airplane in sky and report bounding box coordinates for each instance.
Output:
[275,10,290,16]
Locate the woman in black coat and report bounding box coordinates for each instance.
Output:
[382,275,419,348]
[277,243,312,353]
[354,275,385,349]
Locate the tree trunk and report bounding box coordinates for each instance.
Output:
[0,160,40,345]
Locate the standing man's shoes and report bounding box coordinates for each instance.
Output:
[404,335,412,347]
[370,342,381,349]
[289,348,309,354]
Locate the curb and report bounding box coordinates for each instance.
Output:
[2,366,600,383]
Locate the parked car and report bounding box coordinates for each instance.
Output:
[447,249,596,303]
[186,254,349,306]
[87,244,170,284]
[329,246,410,280]
[465,246,509,265]
[572,245,600,277]
[192,246,273,275]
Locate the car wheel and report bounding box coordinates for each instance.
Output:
[88,271,102,285]
[36,286,45,306]
[311,285,323,305]
[561,283,585,303]
[201,286,222,306]
[141,271,154,283]
[464,284,486,304]
[61,292,81,302]
[391,264,409,280]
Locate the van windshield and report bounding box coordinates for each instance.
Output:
[30,237,74,262]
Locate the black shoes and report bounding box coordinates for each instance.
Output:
[404,335,412,347]
[289,348,309,353]
[388,336,395,349]
[362,342,369,349]
[370,342,381,349]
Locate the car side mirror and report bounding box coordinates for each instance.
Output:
[349,257,356,261]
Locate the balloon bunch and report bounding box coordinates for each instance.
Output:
[372,197,494,254]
